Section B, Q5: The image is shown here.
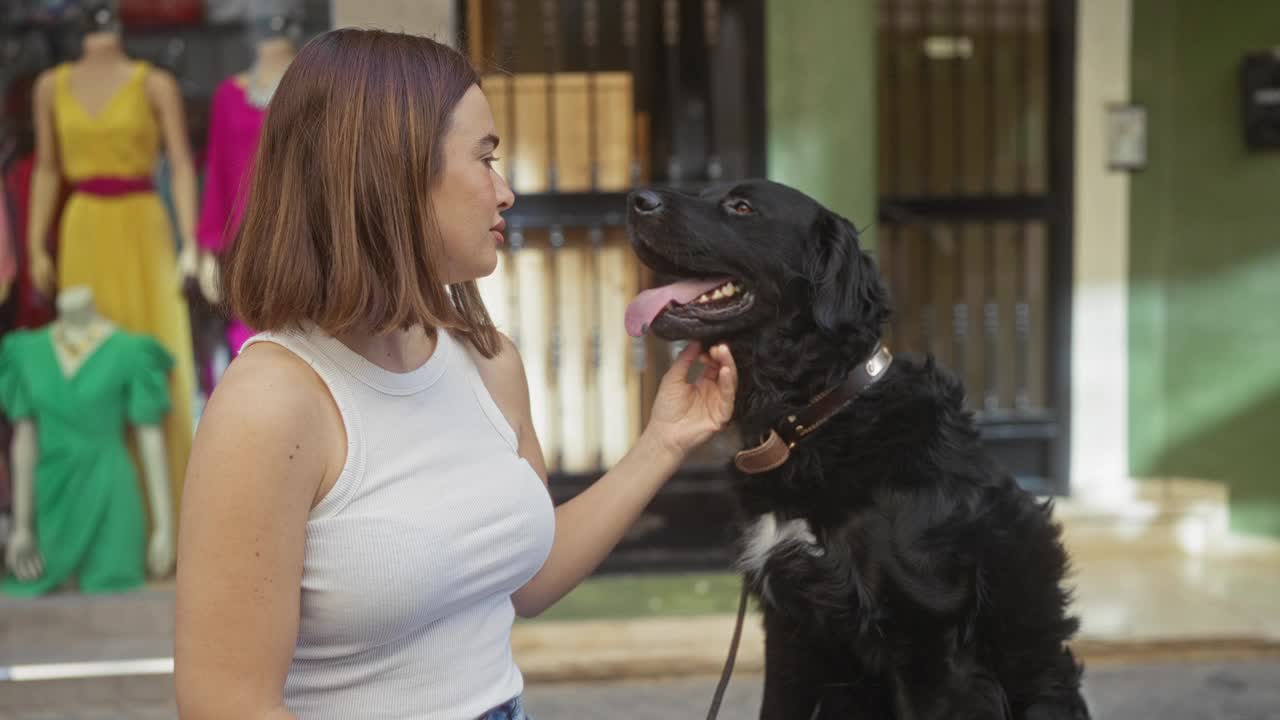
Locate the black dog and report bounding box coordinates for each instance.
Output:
[625,180,1090,720]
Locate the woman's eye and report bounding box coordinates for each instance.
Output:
[484,156,501,168]
[730,200,754,215]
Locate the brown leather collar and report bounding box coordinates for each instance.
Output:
[733,343,893,475]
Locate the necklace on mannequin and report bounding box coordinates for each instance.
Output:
[53,319,111,361]
[51,286,116,375]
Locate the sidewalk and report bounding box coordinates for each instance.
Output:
[514,479,1280,682]
[2,479,1279,688]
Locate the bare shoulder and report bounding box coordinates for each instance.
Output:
[464,330,526,375]
[205,341,332,428]
[187,341,344,508]
[175,341,334,715]
[462,330,549,481]
[462,330,530,422]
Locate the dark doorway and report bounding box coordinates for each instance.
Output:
[876,0,1077,496]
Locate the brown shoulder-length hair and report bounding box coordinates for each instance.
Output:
[221,27,501,358]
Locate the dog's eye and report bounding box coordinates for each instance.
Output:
[728,200,755,216]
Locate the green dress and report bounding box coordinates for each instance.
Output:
[0,327,173,596]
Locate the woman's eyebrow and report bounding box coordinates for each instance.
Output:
[475,133,500,152]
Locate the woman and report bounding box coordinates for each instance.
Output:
[173,28,737,720]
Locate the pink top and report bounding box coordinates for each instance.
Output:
[197,78,265,253]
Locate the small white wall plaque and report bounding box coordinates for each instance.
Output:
[1107,103,1148,171]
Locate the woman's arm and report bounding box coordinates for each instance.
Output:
[512,427,687,617]
[474,335,736,618]
[174,345,342,720]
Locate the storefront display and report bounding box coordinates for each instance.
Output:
[197,0,301,361]
[2,154,60,330]
[0,286,174,596]
[23,4,198,532]
[0,0,331,586]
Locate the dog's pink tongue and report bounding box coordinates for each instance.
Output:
[625,277,730,337]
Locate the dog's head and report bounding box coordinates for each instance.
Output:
[624,179,889,345]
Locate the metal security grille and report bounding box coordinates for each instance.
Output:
[455,0,1076,573]
[876,0,1075,495]
[458,0,766,572]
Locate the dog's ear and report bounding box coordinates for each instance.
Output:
[807,210,890,335]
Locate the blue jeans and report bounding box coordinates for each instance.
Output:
[479,695,532,720]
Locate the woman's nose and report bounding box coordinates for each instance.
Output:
[495,171,515,211]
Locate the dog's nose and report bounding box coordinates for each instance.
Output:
[631,190,663,214]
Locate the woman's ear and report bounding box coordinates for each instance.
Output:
[807,211,890,335]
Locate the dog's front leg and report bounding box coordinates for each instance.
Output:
[754,542,887,720]
[753,532,865,639]
[759,612,888,720]
[759,612,820,720]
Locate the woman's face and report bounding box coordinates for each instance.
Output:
[432,84,515,285]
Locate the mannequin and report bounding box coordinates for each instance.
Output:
[21,0,198,526]
[1,286,175,594]
[196,0,302,360]
[27,1,201,295]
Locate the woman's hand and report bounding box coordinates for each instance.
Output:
[643,341,738,460]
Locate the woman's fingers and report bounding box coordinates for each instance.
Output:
[708,343,735,376]
[715,345,737,418]
[669,341,703,379]
[699,352,719,381]
[671,342,736,400]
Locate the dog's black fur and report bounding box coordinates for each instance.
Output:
[627,180,1090,720]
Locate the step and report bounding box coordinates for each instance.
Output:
[0,588,173,668]
[1053,477,1233,552]
[0,673,174,717]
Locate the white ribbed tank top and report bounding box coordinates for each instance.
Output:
[240,325,556,720]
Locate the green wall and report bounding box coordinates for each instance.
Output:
[1130,0,1280,536]
[766,0,877,240]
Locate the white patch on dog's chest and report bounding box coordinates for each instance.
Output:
[736,512,822,576]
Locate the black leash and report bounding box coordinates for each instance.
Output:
[706,579,751,720]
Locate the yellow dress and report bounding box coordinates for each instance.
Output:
[53,61,195,525]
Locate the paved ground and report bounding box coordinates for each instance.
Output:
[1078,660,1280,720]
[523,662,1280,719]
[2,661,1278,719]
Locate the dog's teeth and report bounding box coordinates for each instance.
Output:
[723,284,737,297]
[711,288,726,300]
